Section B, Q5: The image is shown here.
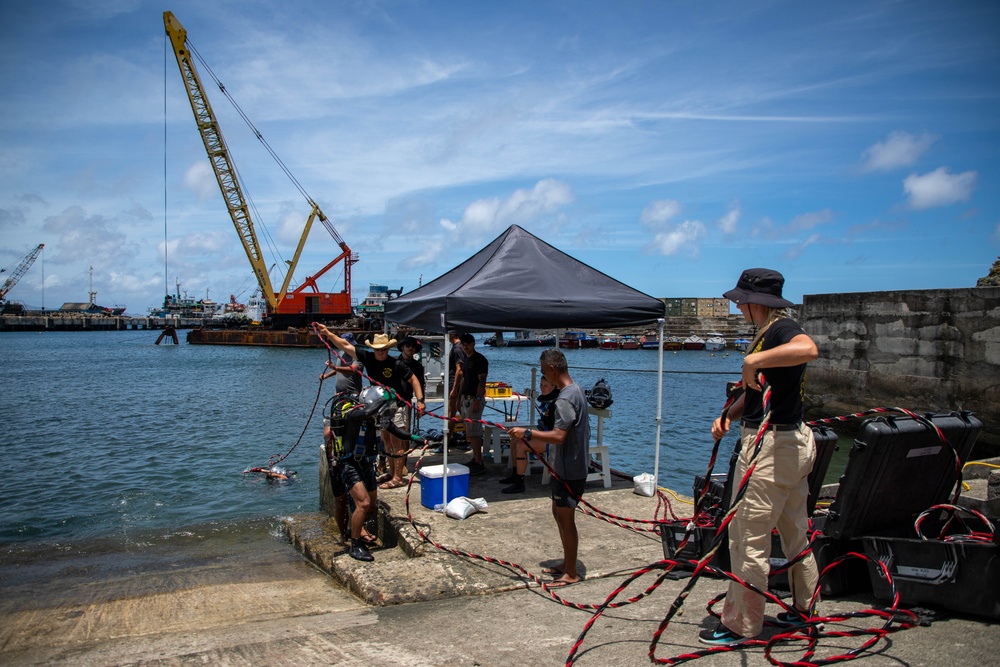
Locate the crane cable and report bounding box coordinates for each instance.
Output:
[185,40,314,206]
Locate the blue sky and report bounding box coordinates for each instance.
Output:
[1,0,998,315]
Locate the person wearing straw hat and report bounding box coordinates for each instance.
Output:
[315,326,425,489]
[699,268,820,645]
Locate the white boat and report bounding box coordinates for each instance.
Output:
[705,333,727,352]
[733,337,751,352]
[682,334,705,351]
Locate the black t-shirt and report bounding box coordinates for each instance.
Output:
[355,348,414,397]
[741,318,810,424]
[399,357,425,400]
[460,350,489,396]
[448,343,466,388]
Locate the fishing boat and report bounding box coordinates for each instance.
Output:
[559,330,599,349]
[486,331,556,347]
[620,334,640,350]
[733,337,751,352]
[705,333,727,352]
[640,333,660,349]
[663,336,683,351]
[683,334,705,350]
[599,334,620,350]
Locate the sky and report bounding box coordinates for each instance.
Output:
[1,0,998,315]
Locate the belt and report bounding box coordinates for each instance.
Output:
[741,420,801,432]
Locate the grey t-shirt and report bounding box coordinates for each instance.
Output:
[334,354,362,394]
[552,382,591,480]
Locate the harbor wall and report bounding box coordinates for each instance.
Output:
[0,315,204,331]
[800,286,1000,453]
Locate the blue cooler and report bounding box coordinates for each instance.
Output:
[419,463,470,509]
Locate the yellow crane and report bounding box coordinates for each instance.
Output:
[164,11,356,324]
[0,243,44,311]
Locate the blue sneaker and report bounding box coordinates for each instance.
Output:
[774,610,823,630]
[698,623,744,645]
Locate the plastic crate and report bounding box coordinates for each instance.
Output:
[485,382,513,398]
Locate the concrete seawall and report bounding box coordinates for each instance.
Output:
[800,286,1000,452]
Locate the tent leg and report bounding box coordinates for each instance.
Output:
[653,318,665,492]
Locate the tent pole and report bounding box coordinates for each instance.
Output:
[653,318,665,491]
[528,367,537,426]
[442,328,449,509]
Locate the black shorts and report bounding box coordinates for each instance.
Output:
[550,477,586,509]
[329,462,347,497]
[341,457,376,493]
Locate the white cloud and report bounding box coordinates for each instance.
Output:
[646,220,706,256]
[440,178,573,241]
[400,239,448,270]
[640,199,682,228]
[784,233,822,260]
[717,205,740,234]
[860,131,936,172]
[903,167,977,209]
[789,209,833,231]
[183,161,218,201]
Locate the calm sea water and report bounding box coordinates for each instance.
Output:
[0,331,748,554]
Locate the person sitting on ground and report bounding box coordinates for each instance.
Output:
[499,375,558,494]
[508,349,590,588]
[315,325,426,489]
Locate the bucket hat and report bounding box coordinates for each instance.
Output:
[396,336,422,353]
[723,268,794,308]
[367,333,398,350]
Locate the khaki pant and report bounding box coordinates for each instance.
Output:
[721,424,819,637]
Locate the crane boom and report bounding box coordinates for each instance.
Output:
[164,12,277,310]
[0,243,44,300]
[163,12,356,322]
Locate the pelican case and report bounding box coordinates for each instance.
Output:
[766,515,871,596]
[665,426,849,592]
[824,412,982,540]
[863,533,1000,620]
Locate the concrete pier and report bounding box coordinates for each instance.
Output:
[3,455,997,666]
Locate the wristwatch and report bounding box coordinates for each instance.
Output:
[524,429,533,442]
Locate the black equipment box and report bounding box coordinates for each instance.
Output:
[659,521,721,565]
[692,474,727,519]
[863,535,1000,620]
[715,425,839,522]
[767,515,871,596]
[665,425,856,595]
[824,412,982,540]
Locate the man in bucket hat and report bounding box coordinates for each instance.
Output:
[699,268,821,645]
[316,326,426,491]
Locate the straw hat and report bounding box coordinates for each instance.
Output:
[367,333,398,350]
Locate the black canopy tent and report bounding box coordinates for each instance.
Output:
[383,225,665,333]
[384,224,667,505]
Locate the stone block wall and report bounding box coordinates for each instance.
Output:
[800,287,1000,452]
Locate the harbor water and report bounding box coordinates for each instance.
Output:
[1,330,757,558]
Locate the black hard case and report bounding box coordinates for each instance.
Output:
[863,534,1000,620]
[662,426,850,593]
[824,412,982,540]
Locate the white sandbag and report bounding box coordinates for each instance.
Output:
[633,472,656,497]
[445,496,489,519]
